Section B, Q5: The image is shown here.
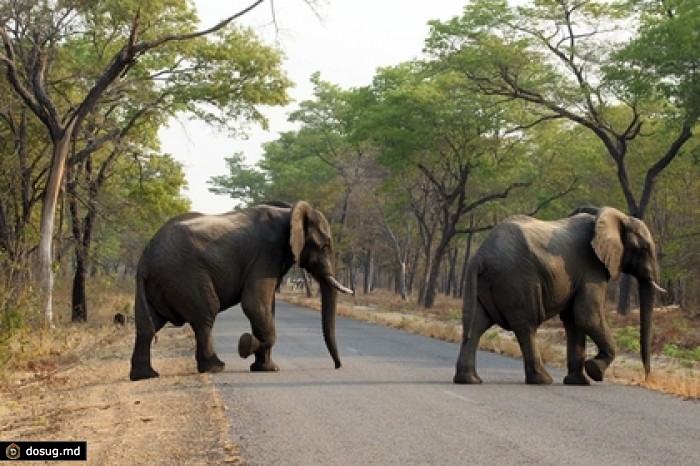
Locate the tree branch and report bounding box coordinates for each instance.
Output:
[463,181,531,213]
[73,1,266,139]
[0,26,59,137]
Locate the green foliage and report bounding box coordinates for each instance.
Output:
[208,152,268,206]
[255,130,343,210]
[173,26,292,130]
[615,326,641,353]
[607,0,700,123]
[104,153,191,267]
[661,343,700,362]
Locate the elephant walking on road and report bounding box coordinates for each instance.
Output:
[454,206,664,385]
[129,201,353,381]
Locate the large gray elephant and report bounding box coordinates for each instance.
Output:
[454,206,665,385]
[129,201,353,381]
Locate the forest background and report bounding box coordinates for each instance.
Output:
[1,0,699,366]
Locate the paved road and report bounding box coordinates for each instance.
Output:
[213,301,699,465]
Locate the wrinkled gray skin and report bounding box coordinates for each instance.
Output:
[454,206,664,385]
[130,201,354,381]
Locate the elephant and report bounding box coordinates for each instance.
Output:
[454,206,665,385]
[129,200,354,381]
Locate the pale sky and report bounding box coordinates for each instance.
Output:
[159,0,468,213]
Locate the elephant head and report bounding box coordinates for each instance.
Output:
[290,201,353,368]
[591,207,665,376]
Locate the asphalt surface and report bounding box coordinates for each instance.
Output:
[213,301,700,465]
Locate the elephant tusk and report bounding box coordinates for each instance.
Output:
[327,275,355,295]
[651,280,667,294]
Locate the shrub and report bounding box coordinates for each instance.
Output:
[615,326,641,353]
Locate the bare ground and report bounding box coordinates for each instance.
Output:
[0,325,241,465]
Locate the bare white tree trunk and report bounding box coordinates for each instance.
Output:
[38,138,71,327]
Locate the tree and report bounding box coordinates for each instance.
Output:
[0,0,287,325]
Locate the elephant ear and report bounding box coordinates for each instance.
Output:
[290,201,313,264]
[591,207,627,279]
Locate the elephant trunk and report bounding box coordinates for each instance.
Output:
[638,280,656,380]
[320,279,342,369]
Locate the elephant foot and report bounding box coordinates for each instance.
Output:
[563,372,591,386]
[197,357,226,374]
[453,371,482,384]
[129,366,159,381]
[250,360,280,372]
[584,359,606,382]
[238,333,259,359]
[526,371,553,385]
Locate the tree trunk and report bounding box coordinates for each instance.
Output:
[617,274,633,315]
[363,248,373,294]
[301,269,313,298]
[418,256,431,307]
[423,258,440,308]
[397,261,408,300]
[71,254,88,322]
[423,229,456,308]
[38,137,71,327]
[68,162,86,322]
[408,248,420,296]
[446,247,457,297]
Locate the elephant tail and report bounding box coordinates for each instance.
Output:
[134,271,156,338]
[463,258,480,340]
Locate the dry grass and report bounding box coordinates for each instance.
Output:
[0,277,239,464]
[280,287,699,399]
[0,276,134,381]
[0,277,128,381]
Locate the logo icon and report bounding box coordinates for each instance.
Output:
[6,443,20,460]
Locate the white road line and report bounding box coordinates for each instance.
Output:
[443,390,477,404]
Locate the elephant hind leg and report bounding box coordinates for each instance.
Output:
[514,327,553,385]
[130,312,166,381]
[192,323,225,374]
[454,303,492,384]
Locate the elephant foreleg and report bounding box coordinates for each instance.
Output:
[238,330,279,371]
[572,287,616,382]
[240,299,279,372]
[561,311,589,385]
[514,327,553,385]
[192,323,225,374]
[581,322,616,382]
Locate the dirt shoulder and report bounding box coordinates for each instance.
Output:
[1,325,240,465]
